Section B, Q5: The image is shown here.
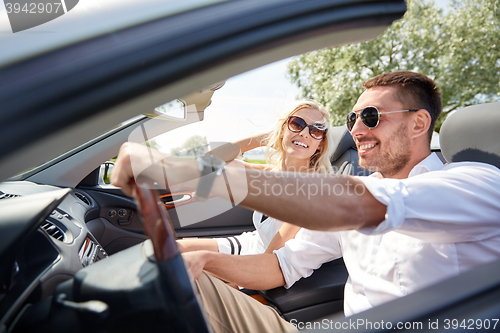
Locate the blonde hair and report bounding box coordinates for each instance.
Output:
[265,100,334,173]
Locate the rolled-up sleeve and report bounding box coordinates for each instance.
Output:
[274,228,342,288]
[357,162,500,243]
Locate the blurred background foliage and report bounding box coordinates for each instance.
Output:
[287,0,500,131]
[170,135,208,157]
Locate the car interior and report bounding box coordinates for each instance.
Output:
[1,0,499,332]
[2,99,499,333]
[0,108,368,325]
[0,126,360,332]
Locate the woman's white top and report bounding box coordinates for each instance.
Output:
[216,211,284,255]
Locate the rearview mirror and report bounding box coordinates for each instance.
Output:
[151,99,187,121]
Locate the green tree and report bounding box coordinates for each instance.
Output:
[170,135,208,157]
[287,0,500,131]
[143,139,159,149]
[170,146,183,156]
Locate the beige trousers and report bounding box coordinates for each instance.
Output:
[195,272,298,333]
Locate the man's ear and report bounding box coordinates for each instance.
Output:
[412,109,431,138]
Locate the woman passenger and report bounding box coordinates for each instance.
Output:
[177,100,334,255]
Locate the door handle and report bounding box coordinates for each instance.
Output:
[169,194,192,205]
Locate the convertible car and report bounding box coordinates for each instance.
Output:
[1,0,499,332]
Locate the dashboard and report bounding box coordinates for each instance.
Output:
[0,177,245,332]
[0,182,111,331]
[0,178,341,332]
[0,180,196,333]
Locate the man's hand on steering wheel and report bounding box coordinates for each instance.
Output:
[111,142,199,196]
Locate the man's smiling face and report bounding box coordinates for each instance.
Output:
[349,86,413,178]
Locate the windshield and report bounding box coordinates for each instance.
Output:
[146,58,300,158]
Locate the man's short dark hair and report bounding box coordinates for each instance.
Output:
[363,71,442,142]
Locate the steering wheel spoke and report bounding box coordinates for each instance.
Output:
[133,176,211,333]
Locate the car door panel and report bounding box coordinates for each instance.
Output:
[82,188,254,252]
[161,191,197,210]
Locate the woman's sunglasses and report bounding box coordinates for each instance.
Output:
[287,116,327,140]
[346,106,419,131]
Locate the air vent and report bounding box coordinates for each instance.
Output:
[74,192,91,205]
[0,191,20,200]
[41,220,65,242]
[79,238,107,267]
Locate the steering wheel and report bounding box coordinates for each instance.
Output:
[133,177,210,333]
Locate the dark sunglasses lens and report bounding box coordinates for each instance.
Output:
[347,112,357,131]
[361,107,379,128]
[309,125,325,139]
[288,116,306,132]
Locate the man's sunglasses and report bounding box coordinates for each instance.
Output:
[346,106,419,131]
[287,116,327,140]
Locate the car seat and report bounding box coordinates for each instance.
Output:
[330,125,371,176]
[440,101,500,168]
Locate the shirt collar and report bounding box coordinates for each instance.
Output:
[407,152,445,177]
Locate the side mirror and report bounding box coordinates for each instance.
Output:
[98,161,115,185]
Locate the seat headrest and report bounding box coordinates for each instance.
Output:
[440,101,500,168]
[330,126,356,162]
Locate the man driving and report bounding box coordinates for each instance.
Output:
[111,71,500,332]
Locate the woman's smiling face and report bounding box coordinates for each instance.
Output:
[281,107,325,163]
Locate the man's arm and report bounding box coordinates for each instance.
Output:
[183,251,285,290]
[213,164,387,231]
[111,143,387,231]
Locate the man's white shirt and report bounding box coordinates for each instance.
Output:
[274,153,500,316]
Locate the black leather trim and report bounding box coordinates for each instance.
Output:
[259,258,348,314]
